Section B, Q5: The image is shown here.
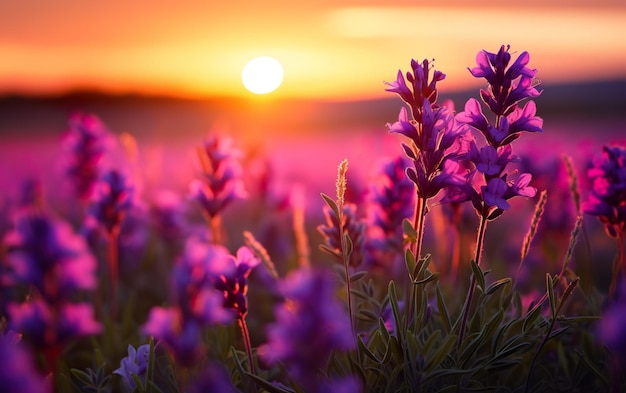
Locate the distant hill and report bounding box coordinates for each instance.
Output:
[1,79,624,136]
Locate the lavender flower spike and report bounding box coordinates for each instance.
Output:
[260,268,354,392]
[0,331,51,393]
[189,134,247,220]
[62,112,111,202]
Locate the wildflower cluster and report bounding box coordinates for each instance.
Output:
[3,210,101,370]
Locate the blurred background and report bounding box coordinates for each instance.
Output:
[1,0,625,227]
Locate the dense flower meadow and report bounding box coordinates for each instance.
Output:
[1,45,626,392]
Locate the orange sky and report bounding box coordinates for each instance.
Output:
[1,1,625,101]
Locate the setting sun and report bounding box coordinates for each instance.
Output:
[241,56,284,95]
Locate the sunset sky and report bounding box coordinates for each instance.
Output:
[1,0,625,101]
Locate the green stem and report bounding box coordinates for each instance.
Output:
[406,196,427,332]
[457,211,488,351]
[238,316,256,375]
[108,228,119,322]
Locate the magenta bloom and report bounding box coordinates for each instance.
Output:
[189,134,247,219]
[583,144,626,238]
[366,156,415,265]
[7,299,101,349]
[61,113,111,201]
[0,331,51,393]
[86,170,134,234]
[3,210,97,302]
[260,268,354,392]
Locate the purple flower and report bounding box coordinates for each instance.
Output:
[481,177,511,210]
[150,190,188,245]
[366,156,415,267]
[386,60,469,203]
[0,331,51,393]
[186,362,237,393]
[260,268,354,392]
[172,238,239,324]
[317,203,366,268]
[583,144,626,238]
[86,170,134,234]
[143,238,257,366]
[3,210,97,302]
[189,134,247,219]
[113,344,150,392]
[458,45,543,148]
[597,280,626,370]
[62,113,111,202]
[385,58,445,121]
[211,246,260,319]
[7,299,101,349]
[142,307,204,367]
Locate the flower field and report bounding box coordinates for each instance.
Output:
[1,46,625,392]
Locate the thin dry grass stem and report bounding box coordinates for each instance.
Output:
[107,227,120,322]
[515,190,548,288]
[563,155,581,214]
[243,230,279,280]
[527,216,583,316]
[336,159,349,211]
[291,193,311,269]
[334,159,356,338]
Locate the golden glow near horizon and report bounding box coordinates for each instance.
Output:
[0,2,625,100]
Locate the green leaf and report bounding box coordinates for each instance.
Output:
[485,278,511,296]
[388,281,403,339]
[131,373,146,393]
[403,218,417,241]
[492,342,531,363]
[413,272,440,285]
[244,371,295,393]
[404,249,416,280]
[425,334,457,373]
[319,244,342,259]
[358,335,382,364]
[436,283,452,334]
[343,232,353,258]
[350,270,367,282]
[547,273,556,318]
[548,326,570,340]
[412,253,431,280]
[523,303,543,333]
[471,260,485,292]
[146,336,155,393]
[70,368,93,387]
[557,315,601,324]
[320,192,340,218]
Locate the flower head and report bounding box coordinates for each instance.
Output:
[3,210,97,302]
[260,268,354,392]
[62,113,112,201]
[583,144,626,238]
[87,169,134,234]
[0,331,51,393]
[190,134,247,219]
[113,344,150,392]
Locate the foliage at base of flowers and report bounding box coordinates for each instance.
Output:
[1,45,625,393]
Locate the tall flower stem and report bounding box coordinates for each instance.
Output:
[107,227,120,321]
[209,215,224,245]
[406,196,428,331]
[340,214,356,338]
[238,316,256,375]
[609,230,626,298]
[457,211,488,350]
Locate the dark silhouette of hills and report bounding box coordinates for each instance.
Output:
[1,79,624,136]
